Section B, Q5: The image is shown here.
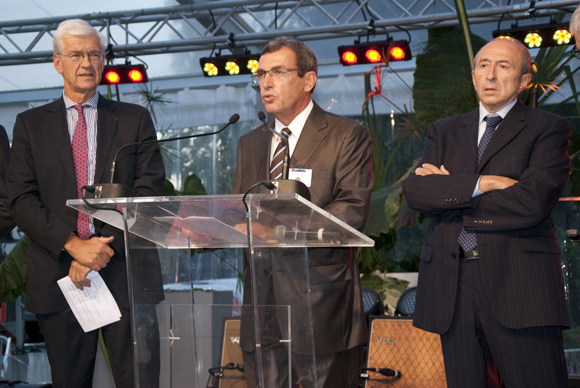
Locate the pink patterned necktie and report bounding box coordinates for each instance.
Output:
[72,105,90,240]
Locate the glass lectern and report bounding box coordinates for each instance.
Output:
[67,193,373,388]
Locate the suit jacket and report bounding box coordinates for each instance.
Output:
[0,125,14,239]
[231,102,373,355]
[7,95,165,315]
[402,101,571,335]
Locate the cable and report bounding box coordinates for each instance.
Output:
[394,25,412,44]
[80,186,124,217]
[242,180,276,212]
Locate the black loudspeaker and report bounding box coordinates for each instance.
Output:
[215,317,246,388]
[364,316,447,388]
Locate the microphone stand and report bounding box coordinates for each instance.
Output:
[85,113,240,199]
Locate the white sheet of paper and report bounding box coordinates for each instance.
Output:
[288,168,312,187]
[57,271,121,333]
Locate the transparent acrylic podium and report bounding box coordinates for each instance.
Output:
[67,194,373,388]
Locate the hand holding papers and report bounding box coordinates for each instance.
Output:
[57,271,121,333]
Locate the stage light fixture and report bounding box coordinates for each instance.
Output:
[337,40,412,66]
[99,64,148,85]
[200,53,261,77]
[492,22,576,48]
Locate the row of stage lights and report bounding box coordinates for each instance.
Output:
[99,64,148,85]
[199,40,412,77]
[101,21,577,83]
[492,22,576,49]
[200,54,260,78]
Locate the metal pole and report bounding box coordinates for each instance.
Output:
[454,0,476,72]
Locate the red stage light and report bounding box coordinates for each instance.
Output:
[365,49,382,63]
[338,40,412,66]
[341,51,358,65]
[105,71,120,84]
[390,46,406,60]
[128,69,144,82]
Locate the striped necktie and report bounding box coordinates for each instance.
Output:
[269,127,292,180]
[458,113,502,252]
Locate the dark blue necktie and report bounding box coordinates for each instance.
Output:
[458,114,503,252]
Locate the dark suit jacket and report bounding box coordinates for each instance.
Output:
[0,125,14,239]
[402,101,570,335]
[231,102,373,355]
[7,95,165,315]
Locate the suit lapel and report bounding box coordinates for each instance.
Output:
[456,109,479,174]
[94,96,119,184]
[292,102,327,167]
[50,98,76,187]
[477,101,527,173]
[254,124,271,180]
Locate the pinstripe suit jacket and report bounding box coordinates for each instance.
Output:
[402,101,571,334]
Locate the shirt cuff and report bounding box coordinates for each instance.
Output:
[473,176,484,197]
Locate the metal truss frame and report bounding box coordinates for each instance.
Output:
[0,0,578,66]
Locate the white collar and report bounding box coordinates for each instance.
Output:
[478,99,517,124]
[274,100,314,139]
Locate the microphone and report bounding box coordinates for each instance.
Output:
[258,111,290,179]
[272,225,341,242]
[86,114,240,199]
[360,367,401,378]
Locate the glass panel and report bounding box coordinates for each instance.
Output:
[134,303,290,388]
[66,194,374,249]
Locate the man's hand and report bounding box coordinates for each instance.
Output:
[64,235,114,271]
[415,163,450,176]
[69,260,92,290]
[234,223,273,240]
[478,175,518,193]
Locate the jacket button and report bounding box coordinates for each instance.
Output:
[451,253,457,259]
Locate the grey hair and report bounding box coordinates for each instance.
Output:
[262,36,318,77]
[52,19,106,54]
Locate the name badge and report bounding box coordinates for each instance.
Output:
[288,168,313,187]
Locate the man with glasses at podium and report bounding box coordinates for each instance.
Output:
[231,36,373,388]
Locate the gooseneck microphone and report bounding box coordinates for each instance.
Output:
[85,113,240,199]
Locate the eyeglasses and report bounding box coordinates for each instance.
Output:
[57,51,104,63]
[571,45,580,60]
[251,67,298,84]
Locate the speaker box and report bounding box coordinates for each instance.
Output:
[216,317,246,388]
[364,316,447,388]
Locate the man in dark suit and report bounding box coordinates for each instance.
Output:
[231,36,373,387]
[402,38,570,387]
[6,19,165,388]
[0,125,14,240]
